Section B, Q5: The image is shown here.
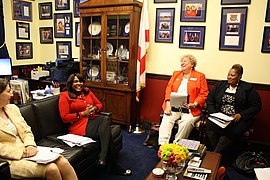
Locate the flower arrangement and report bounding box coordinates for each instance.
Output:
[158,143,189,165]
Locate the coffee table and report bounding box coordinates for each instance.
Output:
[145,151,222,180]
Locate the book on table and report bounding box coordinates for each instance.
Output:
[177,139,200,151]
[23,146,64,164]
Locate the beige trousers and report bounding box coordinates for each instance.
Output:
[158,111,200,145]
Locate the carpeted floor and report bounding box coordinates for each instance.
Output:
[89,129,159,180]
[88,129,270,180]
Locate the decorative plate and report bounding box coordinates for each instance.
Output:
[88,22,101,36]
[106,42,113,56]
[87,66,99,77]
[124,22,130,35]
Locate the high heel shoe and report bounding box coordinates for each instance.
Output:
[112,166,132,176]
[97,159,106,166]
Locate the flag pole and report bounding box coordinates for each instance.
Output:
[133,0,149,134]
[132,98,145,134]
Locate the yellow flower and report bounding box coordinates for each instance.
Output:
[158,143,189,164]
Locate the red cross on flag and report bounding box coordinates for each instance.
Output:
[136,0,150,102]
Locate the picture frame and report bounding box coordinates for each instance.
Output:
[180,0,207,22]
[265,0,270,22]
[219,7,248,51]
[54,13,73,38]
[16,22,30,40]
[39,2,52,20]
[154,0,177,3]
[155,8,175,43]
[55,0,70,10]
[39,27,53,44]
[56,41,72,58]
[75,22,80,46]
[221,0,251,5]
[12,0,32,22]
[261,26,270,53]
[74,0,80,17]
[16,42,33,59]
[179,26,205,49]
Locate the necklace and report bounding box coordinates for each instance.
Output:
[229,85,237,91]
[183,73,191,79]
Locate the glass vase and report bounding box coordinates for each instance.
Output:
[162,160,185,180]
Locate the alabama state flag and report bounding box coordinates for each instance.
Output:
[136,0,150,102]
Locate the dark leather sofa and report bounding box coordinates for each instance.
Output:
[0,95,122,179]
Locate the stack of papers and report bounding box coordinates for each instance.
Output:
[57,134,96,147]
[23,146,63,164]
[208,112,234,128]
[255,167,270,180]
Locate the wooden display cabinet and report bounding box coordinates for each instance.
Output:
[79,0,142,131]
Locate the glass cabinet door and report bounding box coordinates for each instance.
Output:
[106,14,130,85]
[81,15,102,82]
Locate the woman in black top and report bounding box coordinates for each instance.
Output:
[206,64,262,153]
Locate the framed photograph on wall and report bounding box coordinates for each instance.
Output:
[74,0,80,17]
[154,0,177,3]
[221,0,251,5]
[219,7,248,51]
[179,26,205,49]
[180,0,207,22]
[16,22,30,40]
[155,8,175,43]
[265,0,270,22]
[54,13,73,38]
[56,41,72,58]
[12,0,32,22]
[39,27,53,44]
[75,22,80,46]
[55,0,70,10]
[16,42,33,59]
[39,2,52,19]
[261,26,270,53]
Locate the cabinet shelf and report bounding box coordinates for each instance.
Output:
[82,36,101,40]
[107,36,130,40]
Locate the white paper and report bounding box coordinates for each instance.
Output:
[57,134,96,147]
[209,113,234,122]
[170,92,188,108]
[224,36,239,46]
[208,117,231,128]
[254,167,270,180]
[23,146,63,164]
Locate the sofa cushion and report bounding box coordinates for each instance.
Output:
[31,95,68,139]
[19,103,42,142]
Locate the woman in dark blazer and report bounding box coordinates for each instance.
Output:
[206,64,262,153]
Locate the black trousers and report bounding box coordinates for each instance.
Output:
[85,115,117,163]
[206,118,254,152]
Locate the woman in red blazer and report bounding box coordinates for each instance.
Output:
[59,73,131,176]
[159,54,208,145]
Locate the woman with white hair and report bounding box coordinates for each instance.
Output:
[158,54,208,145]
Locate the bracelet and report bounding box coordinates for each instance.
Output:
[76,112,82,119]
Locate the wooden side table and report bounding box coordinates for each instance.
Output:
[145,151,222,180]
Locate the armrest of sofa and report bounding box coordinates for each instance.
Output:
[98,111,112,117]
[0,158,11,180]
